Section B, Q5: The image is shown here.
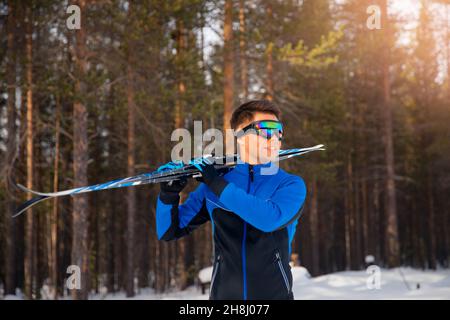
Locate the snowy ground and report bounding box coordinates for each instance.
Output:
[92,267,450,300]
[4,267,450,300]
[290,267,450,300]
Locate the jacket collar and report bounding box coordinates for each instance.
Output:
[233,160,278,176]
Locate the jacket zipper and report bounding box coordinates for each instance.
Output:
[210,254,221,295]
[242,164,254,300]
[275,251,291,294]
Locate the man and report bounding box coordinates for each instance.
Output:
[155,100,306,300]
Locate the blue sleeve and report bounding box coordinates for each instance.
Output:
[217,176,306,232]
[156,183,210,241]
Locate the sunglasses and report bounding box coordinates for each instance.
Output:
[235,120,284,141]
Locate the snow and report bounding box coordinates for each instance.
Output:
[91,286,207,300]
[198,266,213,284]
[3,267,450,300]
[365,255,375,264]
[293,267,450,300]
[3,295,23,300]
[94,267,450,300]
[292,266,312,285]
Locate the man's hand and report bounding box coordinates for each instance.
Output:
[195,161,219,186]
[157,160,188,203]
[192,158,228,197]
[161,178,188,194]
[157,160,187,194]
[158,178,187,204]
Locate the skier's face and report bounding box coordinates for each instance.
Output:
[236,112,282,164]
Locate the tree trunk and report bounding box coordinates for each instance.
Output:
[362,177,369,258]
[154,236,161,292]
[125,3,136,298]
[447,4,450,101]
[345,156,353,269]
[5,0,17,295]
[72,0,90,300]
[223,0,234,154]
[381,0,399,267]
[48,96,61,299]
[239,0,248,99]
[265,4,274,101]
[174,18,189,289]
[175,19,186,129]
[309,177,320,275]
[113,191,122,292]
[106,87,116,293]
[24,3,36,299]
[107,196,115,293]
[125,58,137,297]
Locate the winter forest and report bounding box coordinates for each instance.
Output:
[0,0,449,300]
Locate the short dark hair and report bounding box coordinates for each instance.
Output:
[230,100,281,130]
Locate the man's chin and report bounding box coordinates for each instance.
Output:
[258,152,279,164]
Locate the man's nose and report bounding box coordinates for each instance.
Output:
[268,134,281,142]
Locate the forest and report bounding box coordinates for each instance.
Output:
[0,0,449,299]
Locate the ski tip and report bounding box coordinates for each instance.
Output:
[12,204,30,218]
[16,183,30,193]
[313,144,326,150]
[12,210,25,219]
[12,195,49,218]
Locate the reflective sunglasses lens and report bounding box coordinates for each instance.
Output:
[258,128,283,140]
[255,121,283,131]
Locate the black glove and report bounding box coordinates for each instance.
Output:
[194,159,228,197]
[161,178,187,193]
[159,178,187,204]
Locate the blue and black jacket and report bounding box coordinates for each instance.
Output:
[156,162,307,300]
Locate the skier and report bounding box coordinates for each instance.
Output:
[155,99,307,300]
